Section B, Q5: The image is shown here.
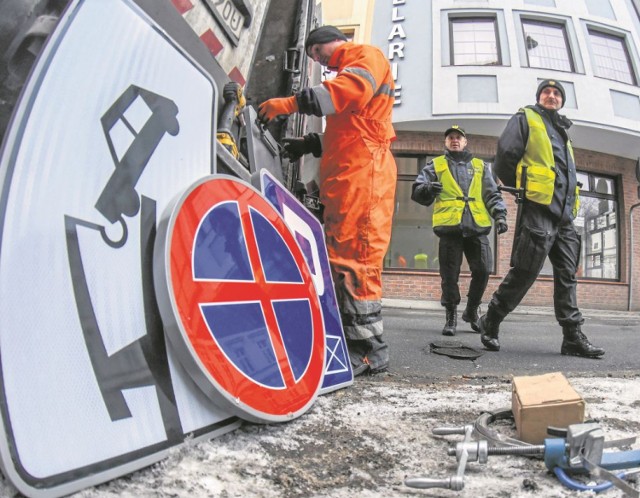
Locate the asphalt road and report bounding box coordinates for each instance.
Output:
[381,304,640,381]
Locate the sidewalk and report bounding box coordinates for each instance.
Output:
[382,297,640,318]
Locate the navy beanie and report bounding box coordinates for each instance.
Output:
[305,26,348,55]
[536,79,566,107]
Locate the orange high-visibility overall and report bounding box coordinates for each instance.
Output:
[312,42,397,369]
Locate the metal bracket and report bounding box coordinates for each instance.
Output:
[6,14,58,88]
[284,48,301,74]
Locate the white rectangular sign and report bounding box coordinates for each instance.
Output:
[0,1,239,496]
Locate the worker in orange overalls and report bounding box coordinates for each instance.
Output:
[258,25,397,376]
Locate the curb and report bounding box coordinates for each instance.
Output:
[382,298,640,319]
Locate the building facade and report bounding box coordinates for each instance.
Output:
[328,0,640,311]
[321,0,377,41]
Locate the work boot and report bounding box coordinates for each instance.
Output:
[442,306,457,336]
[347,340,371,377]
[462,304,480,332]
[561,325,605,358]
[367,336,389,374]
[478,307,502,351]
[350,358,370,377]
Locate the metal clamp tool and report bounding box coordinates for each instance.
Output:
[404,425,482,491]
[405,417,640,496]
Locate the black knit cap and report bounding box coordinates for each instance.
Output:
[305,26,348,55]
[536,79,566,107]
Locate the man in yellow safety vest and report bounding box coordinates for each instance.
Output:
[477,79,605,359]
[412,126,508,336]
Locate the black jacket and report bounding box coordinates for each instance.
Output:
[494,104,578,224]
[412,149,507,237]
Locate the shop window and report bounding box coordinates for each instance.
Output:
[522,19,574,72]
[540,172,619,280]
[384,155,497,272]
[450,17,500,66]
[588,29,636,85]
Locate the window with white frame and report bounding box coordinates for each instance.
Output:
[588,29,636,85]
[576,172,619,280]
[522,19,574,72]
[540,171,619,280]
[450,17,500,66]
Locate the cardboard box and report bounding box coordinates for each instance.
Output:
[512,372,585,444]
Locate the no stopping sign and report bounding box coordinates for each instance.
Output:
[154,175,326,423]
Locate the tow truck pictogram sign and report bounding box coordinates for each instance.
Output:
[0,2,244,497]
[154,175,326,423]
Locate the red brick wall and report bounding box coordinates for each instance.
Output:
[383,130,639,311]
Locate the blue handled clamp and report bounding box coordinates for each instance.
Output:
[544,423,640,496]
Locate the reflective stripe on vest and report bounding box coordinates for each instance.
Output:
[517,108,579,218]
[432,156,491,227]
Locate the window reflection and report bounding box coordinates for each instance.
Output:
[451,18,500,66]
[523,20,573,72]
[589,29,636,85]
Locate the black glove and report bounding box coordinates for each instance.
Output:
[496,219,508,234]
[296,88,323,117]
[427,181,443,195]
[281,134,322,161]
[281,138,307,161]
[222,82,241,102]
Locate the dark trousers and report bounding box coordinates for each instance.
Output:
[438,234,492,308]
[489,208,583,326]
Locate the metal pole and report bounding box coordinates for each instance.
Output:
[498,165,527,260]
[629,202,640,311]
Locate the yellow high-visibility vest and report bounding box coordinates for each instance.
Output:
[517,108,580,217]
[432,156,491,227]
[414,253,428,269]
